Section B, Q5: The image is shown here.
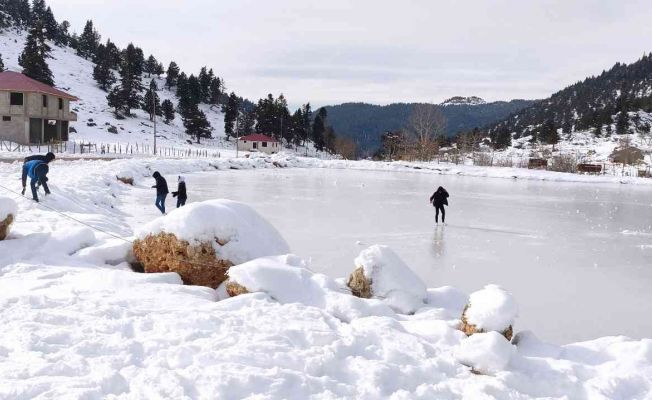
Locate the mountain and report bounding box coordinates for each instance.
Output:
[488,53,652,140]
[324,99,535,156]
[440,96,486,106]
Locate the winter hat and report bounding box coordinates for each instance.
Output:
[178,176,185,182]
[153,171,160,178]
[45,152,56,162]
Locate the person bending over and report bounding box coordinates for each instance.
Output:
[21,152,55,195]
[429,186,449,225]
[24,159,51,202]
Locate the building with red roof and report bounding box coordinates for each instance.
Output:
[0,71,78,144]
[237,133,280,154]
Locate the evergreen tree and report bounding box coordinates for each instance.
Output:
[42,7,59,42]
[57,20,71,46]
[209,77,222,105]
[161,99,175,124]
[182,103,212,143]
[107,86,126,117]
[106,43,144,116]
[301,103,312,145]
[18,21,54,85]
[104,39,121,69]
[491,126,512,150]
[30,0,47,23]
[616,111,629,135]
[3,0,32,26]
[312,108,327,151]
[142,80,162,121]
[165,61,180,88]
[235,109,255,137]
[92,47,116,91]
[540,119,559,146]
[223,92,239,139]
[175,72,190,110]
[154,62,164,77]
[324,126,337,153]
[144,54,158,77]
[187,74,202,105]
[0,53,4,72]
[198,67,214,102]
[77,20,100,59]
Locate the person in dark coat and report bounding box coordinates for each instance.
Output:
[24,159,51,202]
[172,176,187,208]
[21,152,55,195]
[429,186,449,224]
[152,171,169,214]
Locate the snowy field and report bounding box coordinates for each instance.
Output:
[1,155,652,399]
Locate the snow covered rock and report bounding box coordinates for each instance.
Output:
[133,199,289,288]
[0,197,17,241]
[347,245,427,314]
[454,331,515,374]
[460,284,518,340]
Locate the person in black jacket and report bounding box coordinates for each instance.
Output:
[152,171,169,214]
[21,152,55,195]
[172,176,187,208]
[429,186,449,225]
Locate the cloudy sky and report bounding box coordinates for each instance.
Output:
[47,0,652,108]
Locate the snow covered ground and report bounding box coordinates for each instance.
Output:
[1,155,652,399]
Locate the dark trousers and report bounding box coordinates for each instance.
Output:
[155,194,167,214]
[30,178,40,201]
[435,205,445,223]
[177,197,187,208]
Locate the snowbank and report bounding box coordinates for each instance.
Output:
[462,284,518,339]
[136,199,290,265]
[349,245,427,314]
[454,331,515,374]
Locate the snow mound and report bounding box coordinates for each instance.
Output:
[136,199,289,265]
[454,331,515,374]
[0,197,17,221]
[351,245,427,314]
[464,284,518,333]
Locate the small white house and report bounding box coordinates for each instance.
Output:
[237,133,280,154]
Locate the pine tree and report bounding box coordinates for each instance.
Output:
[209,77,222,105]
[492,126,512,149]
[77,20,100,59]
[107,86,126,117]
[92,56,116,91]
[144,54,158,77]
[165,61,180,88]
[42,7,59,42]
[0,53,4,72]
[301,103,312,145]
[142,81,162,121]
[18,21,54,85]
[57,20,71,46]
[187,74,202,105]
[312,108,327,151]
[198,67,214,102]
[104,39,121,69]
[182,103,212,143]
[223,92,239,139]
[235,110,255,137]
[161,99,175,124]
[106,44,144,116]
[154,62,164,77]
[616,111,629,135]
[31,0,47,23]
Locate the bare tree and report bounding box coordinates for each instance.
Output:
[408,104,447,161]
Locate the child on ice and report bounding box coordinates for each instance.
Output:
[172,176,187,208]
[429,186,449,225]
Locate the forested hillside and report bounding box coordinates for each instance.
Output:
[325,99,534,156]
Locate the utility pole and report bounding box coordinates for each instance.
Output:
[150,80,157,156]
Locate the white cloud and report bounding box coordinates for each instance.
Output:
[47,0,652,108]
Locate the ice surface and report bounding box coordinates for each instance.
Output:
[136,199,290,265]
[465,284,518,332]
[354,244,427,313]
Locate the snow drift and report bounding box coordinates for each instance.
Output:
[461,284,518,340]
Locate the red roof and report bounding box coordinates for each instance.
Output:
[0,71,78,100]
[240,133,278,142]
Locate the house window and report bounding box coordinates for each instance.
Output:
[262,142,268,147]
[253,142,258,149]
[42,95,48,107]
[58,98,63,110]
[10,92,23,106]
[2,116,10,121]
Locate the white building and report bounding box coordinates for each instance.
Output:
[237,133,280,154]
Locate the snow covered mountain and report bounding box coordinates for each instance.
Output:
[0,27,228,150]
[440,96,486,106]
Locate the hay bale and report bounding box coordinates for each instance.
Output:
[347,266,372,298]
[225,281,250,297]
[0,197,17,241]
[133,232,232,288]
[116,176,134,185]
[133,199,289,288]
[461,305,514,341]
[459,285,517,341]
[0,214,14,241]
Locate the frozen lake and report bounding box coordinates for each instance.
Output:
[142,168,652,344]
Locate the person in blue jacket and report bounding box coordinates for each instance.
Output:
[21,152,55,195]
[23,159,51,202]
[152,171,169,214]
